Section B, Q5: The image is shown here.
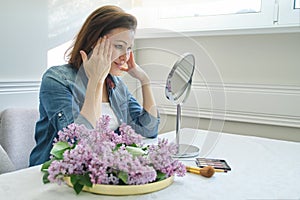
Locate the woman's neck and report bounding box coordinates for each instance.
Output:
[102,83,109,102]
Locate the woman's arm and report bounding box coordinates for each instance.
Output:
[79,37,112,127]
[125,51,158,118]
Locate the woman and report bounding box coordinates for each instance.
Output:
[29,5,159,166]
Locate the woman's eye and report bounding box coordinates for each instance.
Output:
[115,45,123,49]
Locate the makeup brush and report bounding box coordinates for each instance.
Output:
[186,166,217,178]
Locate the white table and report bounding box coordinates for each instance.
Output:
[1,128,300,199]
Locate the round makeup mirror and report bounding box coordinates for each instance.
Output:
[165,53,199,157]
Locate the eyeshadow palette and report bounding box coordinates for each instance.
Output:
[195,158,231,172]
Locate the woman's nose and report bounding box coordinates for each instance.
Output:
[119,51,130,61]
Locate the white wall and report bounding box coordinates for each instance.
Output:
[0,2,299,141]
[129,32,300,141]
[0,1,47,111]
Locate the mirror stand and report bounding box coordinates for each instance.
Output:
[165,53,199,158]
[173,103,199,158]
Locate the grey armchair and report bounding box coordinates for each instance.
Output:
[0,144,15,174]
[0,108,39,172]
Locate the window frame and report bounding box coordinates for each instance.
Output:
[277,0,300,26]
[130,0,300,38]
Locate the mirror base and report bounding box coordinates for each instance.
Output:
[172,144,199,158]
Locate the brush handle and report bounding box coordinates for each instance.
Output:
[186,166,225,173]
[186,166,224,178]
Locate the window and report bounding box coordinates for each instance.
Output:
[128,0,273,32]
[278,0,300,25]
[126,0,300,37]
[158,0,262,19]
[47,0,300,66]
[295,0,300,8]
[47,0,107,67]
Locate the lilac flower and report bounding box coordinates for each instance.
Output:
[147,138,186,177]
[47,160,66,184]
[54,123,87,146]
[44,115,186,192]
[88,153,114,184]
[118,123,143,145]
[95,115,111,132]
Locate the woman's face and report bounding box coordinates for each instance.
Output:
[107,28,135,76]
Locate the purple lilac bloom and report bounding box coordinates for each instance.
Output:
[118,123,143,145]
[46,115,186,187]
[54,123,87,146]
[95,115,111,133]
[110,145,156,185]
[88,152,117,184]
[148,138,186,177]
[47,160,67,184]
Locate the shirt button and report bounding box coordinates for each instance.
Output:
[58,113,62,117]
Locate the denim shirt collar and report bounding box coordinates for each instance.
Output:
[106,74,117,89]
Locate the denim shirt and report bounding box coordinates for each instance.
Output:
[29,64,159,166]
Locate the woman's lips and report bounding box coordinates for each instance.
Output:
[113,61,128,70]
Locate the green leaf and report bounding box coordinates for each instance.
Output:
[52,141,70,152]
[80,173,93,187]
[70,175,83,194]
[50,141,70,159]
[113,143,122,151]
[118,171,128,184]
[125,146,145,157]
[156,171,166,181]
[70,174,79,185]
[41,159,53,171]
[42,171,50,184]
[70,173,92,194]
[129,143,138,147]
[73,182,84,195]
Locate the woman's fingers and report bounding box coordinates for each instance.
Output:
[107,41,113,60]
[94,37,102,55]
[129,51,134,61]
[80,36,112,81]
[80,50,88,63]
[119,63,129,71]
[102,37,110,58]
[125,51,136,71]
[93,36,111,59]
[98,36,106,56]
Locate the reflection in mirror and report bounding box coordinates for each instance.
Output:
[165,53,199,158]
[166,53,194,105]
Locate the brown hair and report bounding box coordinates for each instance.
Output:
[66,5,137,69]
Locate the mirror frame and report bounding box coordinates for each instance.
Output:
[165,52,195,104]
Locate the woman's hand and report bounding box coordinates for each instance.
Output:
[123,51,150,85]
[79,37,112,127]
[125,52,157,118]
[80,36,112,83]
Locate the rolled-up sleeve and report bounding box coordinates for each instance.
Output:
[130,108,160,138]
[126,90,160,138]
